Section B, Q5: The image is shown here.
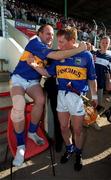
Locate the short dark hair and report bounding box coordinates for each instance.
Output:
[37,24,53,35]
[56,27,77,41]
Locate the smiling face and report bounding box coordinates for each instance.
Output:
[39,25,54,47]
[100,36,110,52]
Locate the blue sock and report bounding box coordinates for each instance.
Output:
[28,121,39,133]
[75,147,82,154]
[15,131,25,146]
[66,144,74,153]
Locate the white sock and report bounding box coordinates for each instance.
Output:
[28,132,45,145]
[13,145,25,167]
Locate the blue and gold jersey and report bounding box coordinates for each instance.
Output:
[12,37,53,80]
[47,51,96,94]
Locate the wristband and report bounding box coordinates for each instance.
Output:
[92,95,98,100]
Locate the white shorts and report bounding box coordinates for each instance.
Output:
[10,74,39,90]
[57,90,85,116]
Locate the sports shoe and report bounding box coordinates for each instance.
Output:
[28,132,45,145]
[74,153,83,171]
[105,108,111,122]
[91,122,101,130]
[106,97,111,103]
[13,145,25,167]
[60,151,73,164]
[96,105,104,113]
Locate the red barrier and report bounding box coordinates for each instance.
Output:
[7,105,49,159]
[16,27,36,38]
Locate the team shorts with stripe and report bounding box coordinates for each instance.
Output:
[10,74,39,90]
[57,90,85,116]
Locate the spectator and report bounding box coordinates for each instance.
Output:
[94,36,111,110]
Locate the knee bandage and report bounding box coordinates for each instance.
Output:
[11,95,26,123]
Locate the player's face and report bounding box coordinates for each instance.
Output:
[57,35,73,50]
[40,25,54,47]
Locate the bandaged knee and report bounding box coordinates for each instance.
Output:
[11,95,26,122]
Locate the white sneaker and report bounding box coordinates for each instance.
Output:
[13,145,25,167]
[106,97,111,103]
[28,132,45,145]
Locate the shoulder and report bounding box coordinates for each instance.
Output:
[106,50,111,61]
[26,37,38,47]
[79,50,93,59]
[106,50,111,56]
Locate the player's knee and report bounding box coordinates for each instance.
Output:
[11,108,25,122]
[35,95,45,106]
[11,95,25,122]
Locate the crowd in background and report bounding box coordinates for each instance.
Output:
[0,0,111,171]
[4,0,111,47]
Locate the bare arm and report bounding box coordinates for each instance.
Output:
[34,66,50,77]
[88,79,97,97]
[88,79,98,108]
[47,41,87,60]
[26,53,50,77]
[30,62,50,77]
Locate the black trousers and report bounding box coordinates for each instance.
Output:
[44,77,63,150]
